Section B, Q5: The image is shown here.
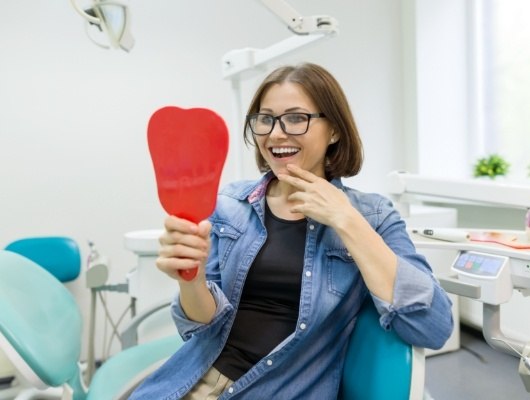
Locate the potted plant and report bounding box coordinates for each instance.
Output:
[472,154,510,179]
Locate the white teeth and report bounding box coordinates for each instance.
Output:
[271,147,300,154]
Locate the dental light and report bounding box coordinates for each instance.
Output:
[70,0,134,52]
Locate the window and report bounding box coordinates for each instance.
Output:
[475,0,530,181]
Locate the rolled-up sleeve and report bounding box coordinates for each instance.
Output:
[372,256,434,327]
[171,281,234,341]
[371,257,453,349]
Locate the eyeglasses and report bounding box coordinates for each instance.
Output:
[246,112,326,136]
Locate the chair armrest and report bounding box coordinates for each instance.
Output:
[410,346,425,400]
[87,335,184,400]
[120,301,172,349]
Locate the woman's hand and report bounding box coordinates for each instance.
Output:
[277,164,354,229]
[157,215,211,284]
[279,164,398,303]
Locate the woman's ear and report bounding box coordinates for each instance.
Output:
[329,131,339,144]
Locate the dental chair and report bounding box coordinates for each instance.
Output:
[340,298,425,400]
[0,250,184,400]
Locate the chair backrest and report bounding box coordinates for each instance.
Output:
[340,299,425,400]
[0,250,84,393]
[4,236,81,282]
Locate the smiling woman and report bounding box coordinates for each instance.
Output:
[128,62,454,400]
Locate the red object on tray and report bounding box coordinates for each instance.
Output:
[469,231,530,250]
[148,106,229,280]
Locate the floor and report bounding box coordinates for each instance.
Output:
[425,325,530,399]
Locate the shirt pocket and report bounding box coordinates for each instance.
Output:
[326,248,357,296]
[211,221,242,271]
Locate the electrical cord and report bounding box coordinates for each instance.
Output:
[86,241,134,368]
[97,291,132,360]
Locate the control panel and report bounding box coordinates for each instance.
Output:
[451,250,512,304]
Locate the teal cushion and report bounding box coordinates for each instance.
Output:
[87,335,184,400]
[4,237,81,282]
[341,300,412,400]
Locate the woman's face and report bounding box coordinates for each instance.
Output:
[254,82,335,179]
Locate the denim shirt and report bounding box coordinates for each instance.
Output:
[129,173,453,400]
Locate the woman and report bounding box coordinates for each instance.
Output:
[129,63,453,399]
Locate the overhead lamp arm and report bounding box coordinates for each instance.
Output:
[222,0,338,79]
[70,0,101,24]
[260,0,338,35]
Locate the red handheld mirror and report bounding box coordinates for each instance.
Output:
[148,106,229,280]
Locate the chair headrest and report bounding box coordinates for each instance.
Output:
[4,236,81,282]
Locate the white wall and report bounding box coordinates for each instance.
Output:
[401,0,471,177]
[0,0,407,360]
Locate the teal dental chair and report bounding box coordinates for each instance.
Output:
[340,298,425,399]
[0,250,183,400]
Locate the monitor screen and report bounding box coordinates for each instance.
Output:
[452,251,507,278]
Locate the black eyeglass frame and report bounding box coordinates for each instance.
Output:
[246,112,326,136]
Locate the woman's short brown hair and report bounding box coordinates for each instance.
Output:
[244,63,363,179]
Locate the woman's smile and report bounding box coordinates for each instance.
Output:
[269,146,301,159]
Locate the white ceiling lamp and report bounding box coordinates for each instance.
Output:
[70,0,134,52]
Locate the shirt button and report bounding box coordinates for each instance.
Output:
[266,359,273,366]
[305,270,312,277]
[309,224,315,230]
[300,323,307,330]
[228,387,234,394]
[220,227,225,233]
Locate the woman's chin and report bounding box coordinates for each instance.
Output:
[271,165,290,177]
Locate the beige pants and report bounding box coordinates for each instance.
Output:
[182,367,235,400]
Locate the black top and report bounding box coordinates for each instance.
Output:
[214,202,306,381]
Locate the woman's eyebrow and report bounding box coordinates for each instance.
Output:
[258,106,309,113]
[285,107,307,112]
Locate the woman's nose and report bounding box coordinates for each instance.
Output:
[269,120,288,138]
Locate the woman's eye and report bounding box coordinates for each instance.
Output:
[258,115,273,124]
[285,114,307,124]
